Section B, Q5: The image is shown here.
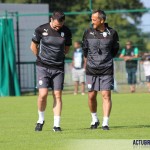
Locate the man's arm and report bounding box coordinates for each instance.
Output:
[64,46,70,55]
[119,48,139,61]
[82,30,89,58]
[83,57,87,70]
[112,31,119,57]
[120,54,138,60]
[64,27,72,55]
[30,41,39,56]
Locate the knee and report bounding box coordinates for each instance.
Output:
[102,93,111,102]
[88,92,97,101]
[55,96,62,101]
[53,92,62,102]
[39,92,48,101]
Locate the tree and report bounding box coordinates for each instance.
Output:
[2,0,148,55]
[63,0,147,57]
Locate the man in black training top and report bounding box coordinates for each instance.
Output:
[30,11,72,132]
[82,9,119,130]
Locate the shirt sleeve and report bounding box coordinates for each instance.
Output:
[32,27,41,44]
[82,29,88,58]
[134,47,139,55]
[120,49,126,55]
[111,31,120,57]
[65,28,72,46]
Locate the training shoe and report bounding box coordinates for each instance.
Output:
[102,126,109,130]
[35,121,45,131]
[90,121,100,129]
[53,126,62,132]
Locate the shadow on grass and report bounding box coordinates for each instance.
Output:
[111,124,150,129]
[44,125,150,133]
[61,125,150,131]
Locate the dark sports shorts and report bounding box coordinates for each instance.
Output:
[146,75,150,82]
[36,66,64,90]
[86,75,114,91]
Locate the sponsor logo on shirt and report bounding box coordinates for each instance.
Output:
[42,29,48,36]
[90,32,94,36]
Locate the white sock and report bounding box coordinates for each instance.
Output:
[91,113,98,124]
[102,117,109,126]
[54,116,60,127]
[37,111,45,124]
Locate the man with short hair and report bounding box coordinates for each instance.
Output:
[72,41,86,95]
[30,11,72,132]
[119,41,139,93]
[82,9,119,130]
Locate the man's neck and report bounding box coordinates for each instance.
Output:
[97,24,105,32]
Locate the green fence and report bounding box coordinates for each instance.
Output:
[14,59,147,95]
[1,5,150,95]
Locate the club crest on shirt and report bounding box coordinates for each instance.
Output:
[61,32,64,37]
[87,84,92,90]
[39,80,43,85]
[103,32,107,37]
[42,29,48,36]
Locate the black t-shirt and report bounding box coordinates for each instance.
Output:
[122,48,138,69]
[82,23,119,75]
[32,23,72,70]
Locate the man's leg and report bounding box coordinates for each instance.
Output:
[130,85,135,93]
[38,88,49,112]
[127,69,134,92]
[101,90,112,130]
[147,82,150,92]
[52,90,62,131]
[74,81,79,95]
[81,82,85,95]
[35,88,48,131]
[88,91,99,129]
[130,69,137,93]
[80,69,86,95]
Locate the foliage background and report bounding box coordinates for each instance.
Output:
[1,0,150,57]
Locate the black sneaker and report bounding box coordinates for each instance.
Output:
[90,121,100,129]
[53,126,62,132]
[102,125,109,130]
[35,121,44,131]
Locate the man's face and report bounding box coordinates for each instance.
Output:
[91,12,104,29]
[126,43,132,49]
[51,18,64,31]
[74,42,80,49]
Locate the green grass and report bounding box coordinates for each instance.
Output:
[0,93,150,150]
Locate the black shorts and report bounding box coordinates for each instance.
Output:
[36,66,64,90]
[86,75,114,91]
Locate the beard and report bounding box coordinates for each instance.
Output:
[92,24,97,29]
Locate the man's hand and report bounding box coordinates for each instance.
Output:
[123,56,132,61]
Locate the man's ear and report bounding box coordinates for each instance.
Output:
[101,19,105,24]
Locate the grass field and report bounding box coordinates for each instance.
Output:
[0,93,150,150]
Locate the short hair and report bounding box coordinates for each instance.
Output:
[92,9,106,21]
[126,41,132,45]
[51,11,65,22]
[75,41,81,45]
